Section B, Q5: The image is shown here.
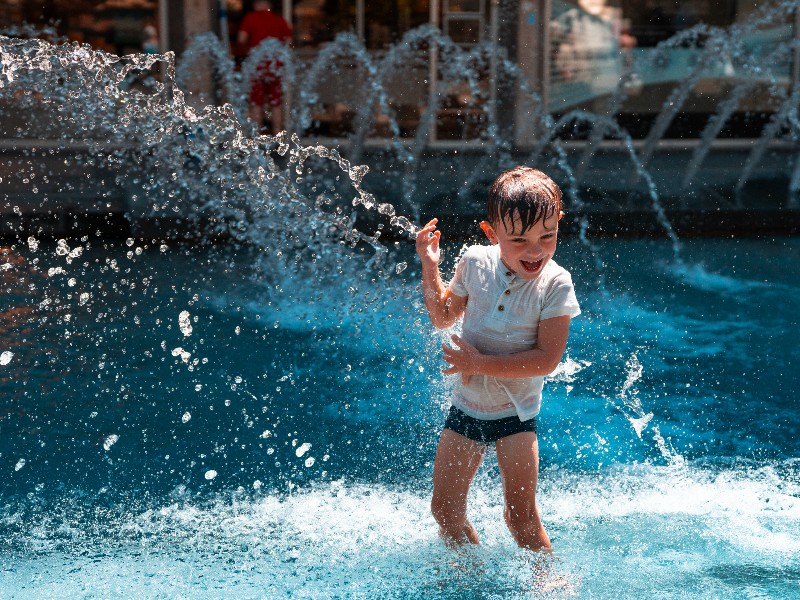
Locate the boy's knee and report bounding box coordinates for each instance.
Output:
[431,496,464,530]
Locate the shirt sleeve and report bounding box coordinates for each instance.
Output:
[239,13,253,37]
[447,255,469,298]
[540,270,581,320]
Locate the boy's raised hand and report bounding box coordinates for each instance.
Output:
[416,218,441,268]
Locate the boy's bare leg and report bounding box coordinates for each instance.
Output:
[431,428,485,546]
[248,103,265,131]
[496,431,552,551]
[269,103,284,134]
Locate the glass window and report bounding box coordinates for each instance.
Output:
[548,0,795,138]
[364,1,429,50]
[292,0,356,48]
[295,1,436,140]
[0,0,159,54]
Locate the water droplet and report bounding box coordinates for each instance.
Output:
[296,442,312,457]
[178,310,192,336]
[205,470,217,480]
[304,457,315,467]
[14,458,26,471]
[103,434,119,451]
[0,351,13,366]
[182,411,191,423]
[395,261,407,274]
[171,347,191,363]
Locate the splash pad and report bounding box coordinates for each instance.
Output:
[1,10,800,599]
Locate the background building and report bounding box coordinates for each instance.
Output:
[2,1,793,145]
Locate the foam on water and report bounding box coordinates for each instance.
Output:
[1,238,798,597]
[671,261,773,296]
[2,463,798,598]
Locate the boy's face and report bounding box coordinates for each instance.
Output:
[480,210,561,280]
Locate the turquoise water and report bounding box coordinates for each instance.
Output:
[1,235,798,598]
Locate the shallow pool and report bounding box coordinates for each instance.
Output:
[1,235,798,598]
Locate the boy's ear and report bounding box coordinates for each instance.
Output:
[480,221,498,244]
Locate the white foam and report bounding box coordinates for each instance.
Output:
[672,262,770,296]
[2,464,798,597]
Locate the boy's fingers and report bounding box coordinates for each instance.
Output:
[419,219,438,233]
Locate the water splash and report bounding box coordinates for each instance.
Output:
[617,352,684,466]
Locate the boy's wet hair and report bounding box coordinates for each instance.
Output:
[487,167,562,234]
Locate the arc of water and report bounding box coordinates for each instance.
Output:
[175,32,241,116]
[402,30,492,214]
[239,37,295,131]
[639,0,800,171]
[681,82,754,190]
[736,80,800,195]
[1,36,119,87]
[681,37,798,189]
[455,41,521,204]
[347,29,421,167]
[0,32,417,266]
[535,110,682,260]
[638,32,720,169]
[788,138,800,207]
[291,34,365,136]
[574,24,712,183]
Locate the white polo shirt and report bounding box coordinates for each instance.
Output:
[448,244,581,421]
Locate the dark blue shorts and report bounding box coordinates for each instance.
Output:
[444,405,537,445]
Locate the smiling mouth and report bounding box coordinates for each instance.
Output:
[520,258,544,272]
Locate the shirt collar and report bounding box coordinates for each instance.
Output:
[490,245,517,285]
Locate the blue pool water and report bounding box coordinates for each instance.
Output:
[1,235,798,598]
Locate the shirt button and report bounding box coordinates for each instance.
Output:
[504,289,511,295]
[505,271,512,276]
[498,305,505,311]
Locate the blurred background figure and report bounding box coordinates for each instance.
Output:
[237,0,292,134]
[142,24,159,54]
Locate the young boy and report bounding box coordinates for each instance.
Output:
[416,166,580,551]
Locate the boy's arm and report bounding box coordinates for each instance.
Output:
[442,315,571,381]
[416,218,467,329]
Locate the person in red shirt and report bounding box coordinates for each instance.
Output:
[238,0,292,134]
